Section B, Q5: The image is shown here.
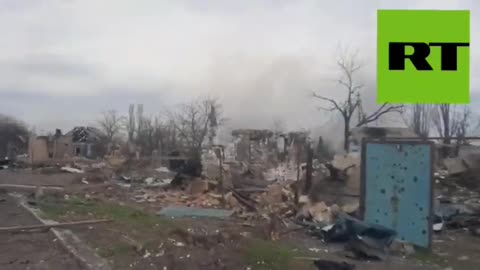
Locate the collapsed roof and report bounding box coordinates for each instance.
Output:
[231,129,274,140]
[350,127,417,144]
[66,127,105,143]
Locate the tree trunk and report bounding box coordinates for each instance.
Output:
[443,116,451,157]
[343,122,350,152]
[305,144,313,193]
[444,121,450,144]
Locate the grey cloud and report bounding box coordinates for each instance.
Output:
[0,54,98,78]
[0,0,478,136]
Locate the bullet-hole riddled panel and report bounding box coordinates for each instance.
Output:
[363,142,432,248]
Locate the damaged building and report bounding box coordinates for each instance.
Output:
[202,129,311,184]
[28,126,106,164]
[29,129,74,164]
[228,129,310,166]
[66,126,106,159]
[349,126,417,152]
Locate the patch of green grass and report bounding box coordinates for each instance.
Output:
[414,250,449,267]
[415,250,477,270]
[97,243,133,258]
[38,196,174,231]
[244,239,314,270]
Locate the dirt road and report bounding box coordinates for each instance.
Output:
[0,193,84,270]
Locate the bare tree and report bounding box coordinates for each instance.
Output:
[455,106,471,141]
[152,116,178,156]
[136,104,144,136]
[431,105,474,157]
[161,118,178,155]
[98,110,123,150]
[123,108,182,158]
[207,103,218,145]
[432,104,459,145]
[170,96,224,160]
[313,50,403,152]
[135,115,153,156]
[315,136,334,162]
[402,105,433,138]
[126,104,136,144]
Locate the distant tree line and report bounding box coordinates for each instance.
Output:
[98,95,225,162]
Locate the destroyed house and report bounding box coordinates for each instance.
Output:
[230,129,309,166]
[349,127,417,152]
[66,127,105,159]
[231,129,276,164]
[29,129,74,163]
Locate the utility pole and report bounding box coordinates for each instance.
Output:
[294,144,301,204]
[305,142,313,193]
[212,145,225,207]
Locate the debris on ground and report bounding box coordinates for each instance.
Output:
[144,177,172,188]
[186,179,213,195]
[61,166,84,174]
[433,198,480,232]
[341,202,359,215]
[10,130,480,268]
[345,237,386,261]
[295,209,396,261]
[156,167,171,173]
[443,157,468,175]
[469,226,480,237]
[263,165,297,182]
[389,240,415,256]
[0,159,10,170]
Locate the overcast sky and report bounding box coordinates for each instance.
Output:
[0,0,479,136]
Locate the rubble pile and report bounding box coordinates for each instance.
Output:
[433,151,480,234]
[128,172,299,219]
[133,190,223,208]
[9,124,480,269]
[105,128,480,264]
[109,132,362,224]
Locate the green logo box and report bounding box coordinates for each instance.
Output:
[377,10,470,104]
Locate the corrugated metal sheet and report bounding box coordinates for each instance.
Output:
[361,141,433,248]
[158,206,234,219]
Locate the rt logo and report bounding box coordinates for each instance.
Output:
[377,10,470,104]
[389,42,469,71]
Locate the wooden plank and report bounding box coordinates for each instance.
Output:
[0,219,112,233]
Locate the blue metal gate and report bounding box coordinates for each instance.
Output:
[361,140,433,248]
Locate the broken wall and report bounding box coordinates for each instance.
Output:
[201,149,220,179]
[29,137,49,164]
[199,129,312,187]
[28,134,75,164]
[53,135,74,159]
[332,153,361,194]
[349,127,418,153]
[72,142,101,159]
[231,129,276,165]
[222,129,310,182]
[284,131,309,168]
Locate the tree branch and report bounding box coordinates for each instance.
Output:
[316,105,336,112]
[313,92,344,113]
[356,104,403,127]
